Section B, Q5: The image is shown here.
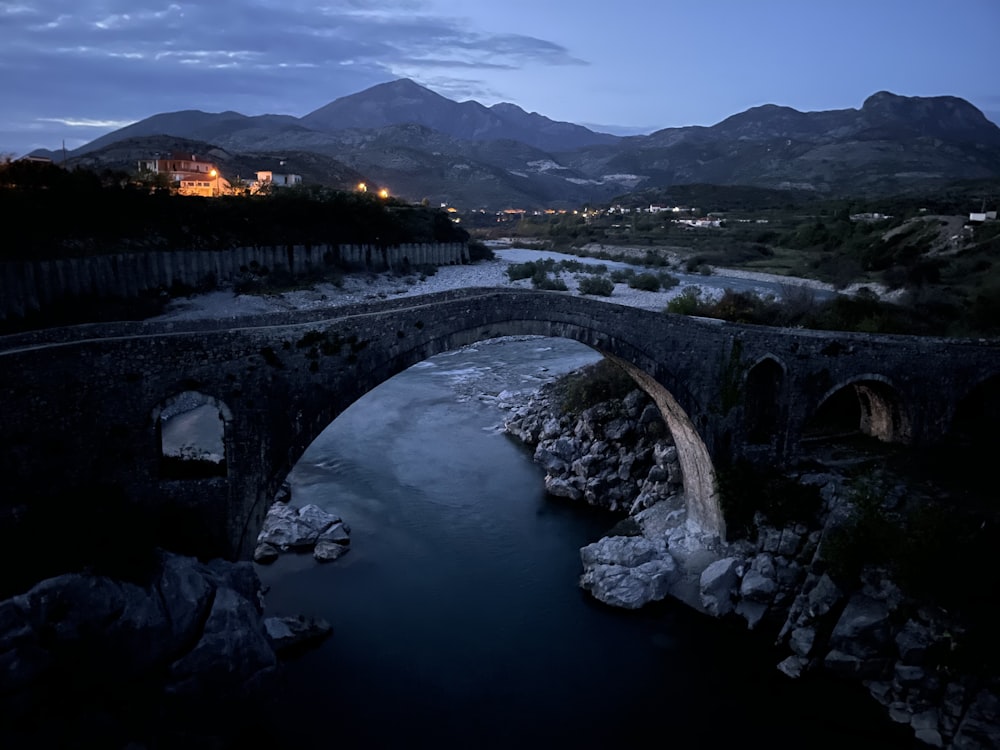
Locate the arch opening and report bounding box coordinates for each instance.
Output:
[804,378,910,446]
[744,357,784,445]
[250,334,725,552]
[153,391,232,479]
[946,374,1000,475]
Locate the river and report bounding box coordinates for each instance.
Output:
[255,336,912,748]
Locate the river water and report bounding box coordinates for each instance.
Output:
[256,336,912,748]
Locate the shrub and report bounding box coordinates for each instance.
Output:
[684,256,704,273]
[554,258,603,273]
[666,287,703,315]
[508,258,558,282]
[628,272,662,292]
[821,471,1000,624]
[554,358,636,415]
[658,271,680,289]
[578,275,614,296]
[610,268,636,284]
[507,261,538,281]
[640,251,670,267]
[467,239,495,261]
[414,263,438,277]
[532,272,568,291]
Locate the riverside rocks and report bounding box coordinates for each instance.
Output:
[504,382,682,515]
[507,380,687,610]
[264,614,333,654]
[579,536,678,609]
[254,499,351,564]
[505,367,1000,748]
[0,551,276,733]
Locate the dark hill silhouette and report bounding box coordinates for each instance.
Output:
[35,82,1000,208]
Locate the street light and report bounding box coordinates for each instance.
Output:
[378,188,389,199]
[357,182,367,192]
[209,168,219,197]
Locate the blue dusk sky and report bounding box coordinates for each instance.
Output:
[1,0,998,156]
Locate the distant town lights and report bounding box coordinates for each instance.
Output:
[378,188,389,199]
[357,182,367,192]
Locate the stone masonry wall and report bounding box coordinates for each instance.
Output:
[0,242,469,321]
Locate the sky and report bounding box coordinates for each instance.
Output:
[2,0,998,156]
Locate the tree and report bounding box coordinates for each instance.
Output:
[134,166,172,193]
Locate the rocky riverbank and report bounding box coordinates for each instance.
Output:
[0,539,334,745]
[0,551,275,745]
[501,365,1000,749]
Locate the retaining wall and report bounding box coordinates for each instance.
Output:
[0,242,468,320]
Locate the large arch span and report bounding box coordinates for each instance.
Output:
[0,287,996,561]
[252,299,724,553]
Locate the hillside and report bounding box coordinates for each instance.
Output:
[37,82,1000,209]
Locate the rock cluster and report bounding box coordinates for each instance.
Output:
[690,481,1000,749]
[578,535,678,609]
[506,372,1000,748]
[505,384,683,515]
[254,492,351,564]
[0,551,276,738]
[264,614,333,655]
[505,382,686,609]
[678,476,1000,749]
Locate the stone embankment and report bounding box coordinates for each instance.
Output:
[503,372,999,749]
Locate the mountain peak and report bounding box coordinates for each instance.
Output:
[861,90,905,108]
[366,78,437,96]
[300,79,618,151]
[859,91,998,142]
[490,102,528,116]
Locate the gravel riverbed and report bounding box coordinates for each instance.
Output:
[152,246,843,322]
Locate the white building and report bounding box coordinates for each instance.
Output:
[255,171,302,188]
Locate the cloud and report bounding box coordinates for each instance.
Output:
[37,117,137,128]
[0,0,586,153]
[0,1,581,100]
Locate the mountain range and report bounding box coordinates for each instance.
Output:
[36,79,1000,209]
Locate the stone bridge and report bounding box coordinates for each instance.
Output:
[1,288,996,563]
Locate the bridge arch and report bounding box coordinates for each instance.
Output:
[806,375,911,444]
[259,323,726,550]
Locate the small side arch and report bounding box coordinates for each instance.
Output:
[152,391,233,479]
[949,374,1000,460]
[744,355,786,445]
[806,375,911,444]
